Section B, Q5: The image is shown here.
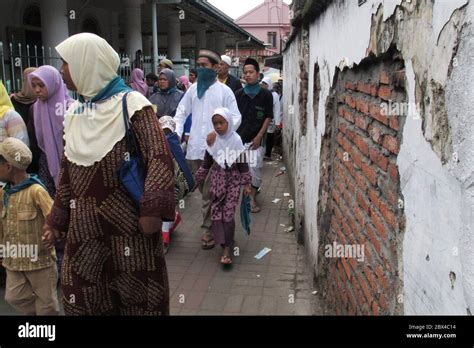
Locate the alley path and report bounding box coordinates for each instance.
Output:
[167,157,321,315]
[0,158,321,316]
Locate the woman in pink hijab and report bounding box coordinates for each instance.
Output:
[29,65,73,196]
[130,68,148,96]
[178,75,190,92]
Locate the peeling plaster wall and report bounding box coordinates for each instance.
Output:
[283,0,473,314]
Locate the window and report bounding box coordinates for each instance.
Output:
[267,32,277,48]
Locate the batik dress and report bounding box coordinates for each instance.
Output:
[47,106,175,315]
[194,151,251,248]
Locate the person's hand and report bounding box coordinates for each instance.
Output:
[206,131,217,147]
[244,184,252,196]
[277,124,283,130]
[251,135,262,150]
[42,223,59,249]
[139,216,163,235]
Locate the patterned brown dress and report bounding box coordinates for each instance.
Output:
[47,106,175,315]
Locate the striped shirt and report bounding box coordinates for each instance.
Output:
[0,110,30,146]
[0,184,55,271]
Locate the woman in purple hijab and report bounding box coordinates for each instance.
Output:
[29,65,73,197]
[130,68,148,97]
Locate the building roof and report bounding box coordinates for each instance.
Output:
[189,0,265,49]
[235,0,290,26]
[284,0,333,51]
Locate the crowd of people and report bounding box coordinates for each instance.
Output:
[0,32,283,316]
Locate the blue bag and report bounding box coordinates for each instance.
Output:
[117,92,145,206]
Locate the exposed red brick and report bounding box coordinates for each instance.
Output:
[355,171,369,193]
[357,82,372,95]
[371,211,388,241]
[338,122,347,134]
[366,224,382,255]
[368,124,383,144]
[354,206,366,228]
[355,99,370,114]
[379,293,389,311]
[383,135,400,154]
[338,105,345,117]
[353,133,370,157]
[361,162,377,186]
[356,191,370,214]
[371,301,380,315]
[380,70,391,85]
[375,265,390,291]
[388,162,399,182]
[356,273,373,304]
[389,115,399,131]
[370,84,378,97]
[345,109,355,123]
[345,82,357,90]
[345,95,357,109]
[355,115,369,131]
[380,201,397,230]
[369,147,389,171]
[368,189,381,210]
[340,258,352,281]
[387,188,398,207]
[346,128,356,142]
[369,104,389,125]
[378,85,392,101]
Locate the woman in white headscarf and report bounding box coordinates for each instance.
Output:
[193,108,252,265]
[42,33,175,316]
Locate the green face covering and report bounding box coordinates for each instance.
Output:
[196,67,217,99]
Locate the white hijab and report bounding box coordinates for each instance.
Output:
[261,76,273,91]
[207,107,246,169]
[56,33,151,166]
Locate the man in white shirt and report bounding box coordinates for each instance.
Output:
[174,49,241,250]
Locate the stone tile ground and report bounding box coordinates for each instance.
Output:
[0,158,322,316]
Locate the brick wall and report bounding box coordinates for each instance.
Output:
[316,49,407,315]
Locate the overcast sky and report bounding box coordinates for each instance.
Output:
[208,0,292,20]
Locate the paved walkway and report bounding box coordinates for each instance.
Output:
[0,157,321,316]
[167,156,321,315]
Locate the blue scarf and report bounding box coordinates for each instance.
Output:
[244,82,261,99]
[2,175,47,209]
[75,76,132,113]
[166,132,195,189]
[196,68,217,99]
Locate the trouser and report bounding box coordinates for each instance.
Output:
[249,146,264,189]
[187,159,212,236]
[265,132,275,157]
[5,265,59,315]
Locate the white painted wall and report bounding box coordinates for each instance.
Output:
[283,0,473,314]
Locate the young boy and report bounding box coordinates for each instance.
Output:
[0,137,59,315]
[158,116,195,253]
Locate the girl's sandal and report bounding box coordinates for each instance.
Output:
[251,205,261,213]
[201,238,215,250]
[220,255,233,265]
